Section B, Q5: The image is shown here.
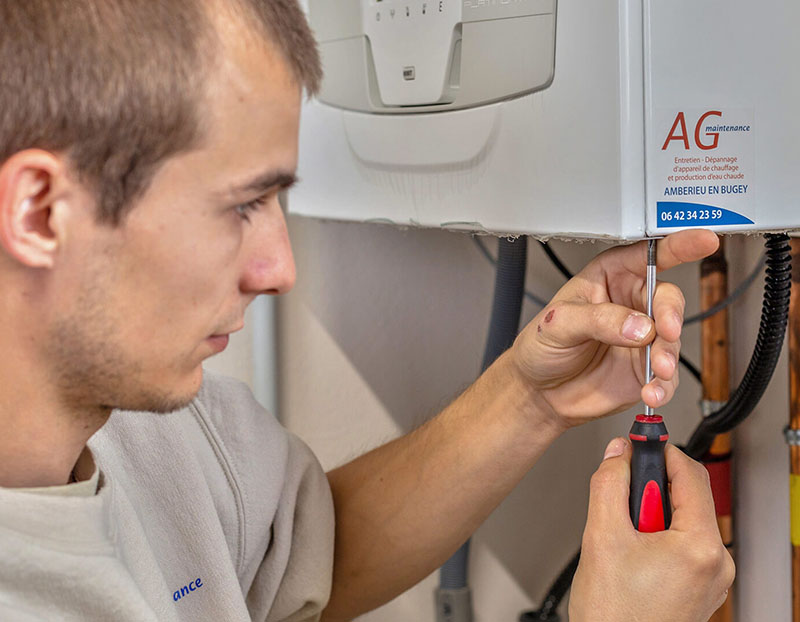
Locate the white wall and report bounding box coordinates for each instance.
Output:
[206,217,790,620]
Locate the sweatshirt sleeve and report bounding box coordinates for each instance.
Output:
[256,434,334,622]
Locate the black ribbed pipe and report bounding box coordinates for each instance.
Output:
[439,236,528,592]
[685,233,791,459]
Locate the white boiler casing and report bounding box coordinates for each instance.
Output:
[293,0,800,240]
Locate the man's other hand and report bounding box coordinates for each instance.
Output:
[511,230,719,428]
[569,438,735,622]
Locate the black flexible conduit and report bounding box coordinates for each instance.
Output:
[685,233,792,458]
[521,233,792,621]
[437,236,528,620]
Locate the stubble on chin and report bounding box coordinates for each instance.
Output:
[45,315,202,417]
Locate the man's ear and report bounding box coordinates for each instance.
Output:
[0,149,77,269]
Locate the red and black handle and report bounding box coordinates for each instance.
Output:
[629,414,672,532]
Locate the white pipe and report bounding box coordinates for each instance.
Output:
[251,295,279,420]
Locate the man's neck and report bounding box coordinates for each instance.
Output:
[0,350,110,488]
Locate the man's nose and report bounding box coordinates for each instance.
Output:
[240,201,296,297]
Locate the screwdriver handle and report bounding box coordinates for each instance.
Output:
[629,414,672,532]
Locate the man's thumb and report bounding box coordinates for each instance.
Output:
[584,437,634,534]
[603,437,627,461]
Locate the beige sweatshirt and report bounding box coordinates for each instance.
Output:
[0,372,334,622]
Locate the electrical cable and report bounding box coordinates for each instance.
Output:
[540,240,574,281]
[679,353,702,383]
[683,253,766,325]
[684,233,792,458]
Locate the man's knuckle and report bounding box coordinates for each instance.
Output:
[722,551,736,586]
[688,458,711,488]
[666,282,686,308]
[590,304,604,325]
[688,540,726,574]
[677,287,686,309]
[543,300,569,324]
[698,463,712,488]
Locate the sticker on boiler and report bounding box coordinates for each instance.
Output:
[653,108,755,228]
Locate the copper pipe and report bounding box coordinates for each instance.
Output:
[789,238,800,622]
[701,239,734,622]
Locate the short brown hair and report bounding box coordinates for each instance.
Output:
[0,0,321,225]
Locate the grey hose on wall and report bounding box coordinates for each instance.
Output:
[436,236,529,622]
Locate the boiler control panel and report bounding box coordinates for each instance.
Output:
[308,0,557,113]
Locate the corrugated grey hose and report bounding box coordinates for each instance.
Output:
[435,236,529,622]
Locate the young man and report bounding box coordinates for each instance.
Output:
[0,1,733,621]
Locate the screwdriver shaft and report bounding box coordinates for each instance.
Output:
[644,239,657,417]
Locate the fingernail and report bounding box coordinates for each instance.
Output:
[673,311,683,328]
[665,352,677,371]
[622,314,652,341]
[654,386,665,403]
[603,437,626,460]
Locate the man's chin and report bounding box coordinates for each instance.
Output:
[109,368,204,414]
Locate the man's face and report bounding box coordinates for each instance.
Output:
[47,30,301,413]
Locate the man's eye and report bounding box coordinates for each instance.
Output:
[235,197,267,222]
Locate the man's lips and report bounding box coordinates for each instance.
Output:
[206,323,243,352]
[206,334,230,352]
[211,323,244,338]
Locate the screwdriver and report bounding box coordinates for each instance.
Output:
[629,239,672,532]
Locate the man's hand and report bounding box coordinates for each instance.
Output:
[569,438,735,622]
[511,230,719,427]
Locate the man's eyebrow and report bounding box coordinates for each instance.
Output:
[221,170,298,199]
